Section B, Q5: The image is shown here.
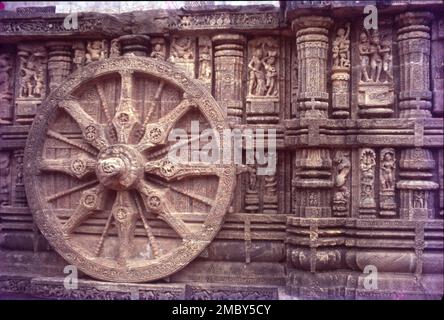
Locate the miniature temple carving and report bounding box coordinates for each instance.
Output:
[47,41,72,92]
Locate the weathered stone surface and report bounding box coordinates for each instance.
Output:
[0,2,443,300]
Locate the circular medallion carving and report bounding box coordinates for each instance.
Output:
[24,57,236,282]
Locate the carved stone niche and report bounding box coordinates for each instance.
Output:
[23,56,235,282]
[15,43,47,125]
[168,36,196,78]
[357,21,395,118]
[246,37,279,124]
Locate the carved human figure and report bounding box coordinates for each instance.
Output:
[379,38,393,83]
[381,151,396,190]
[170,37,194,61]
[332,23,350,68]
[199,45,211,79]
[413,191,425,209]
[263,50,278,96]
[358,31,371,82]
[246,165,258,193]
[109,39,120,58]
[369,31,383,83]
[19,51,45,98]
[248,48,266,96]
[150,43,166,61]
[86,40,107,63]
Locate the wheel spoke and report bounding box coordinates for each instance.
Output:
[144,158,222,181]
[112,71,140,143]
[148,176,214,207]
[39,157,96,179]
[47,130,98,156]
[136,98,196,152]
[62,184,107,235]
[136,180,192,240]
[112,191,138,264]
[59,99,109,150]
[134,194,160,258]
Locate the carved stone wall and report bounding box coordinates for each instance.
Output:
[0,2,443,300]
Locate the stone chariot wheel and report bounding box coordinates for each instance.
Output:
[24,57,236,282]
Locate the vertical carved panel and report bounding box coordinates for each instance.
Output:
[246,36,279,124]
[379,148,396,217]
[431,18,444,116]
[198,36,212,91]
[359,148,376,217]
[15,43,47,124]
[331,22,351,118]
[169,36,196,77]
[0,50,14,125]
[0,151,11,206]
[332,150,351,217]
[72,41,86,72]
[212,34,246,124]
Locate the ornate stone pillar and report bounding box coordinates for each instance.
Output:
[46,41,72,92]
[396,12,439,221]
[292,16,332,119]
[291,16,333,218]
[212,34,246,124]
[397,12,434,119]
[118,35,151,57]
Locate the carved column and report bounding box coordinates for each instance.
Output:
[396,12,439,221]
[118,35,151,57]
[46,41,72,92]
[292,16,332,118]
[397,12,434,118]
[212,34,246,124]
[291,16,333,218]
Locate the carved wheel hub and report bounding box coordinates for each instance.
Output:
[96,144,143,190]
[24,57,236,282]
